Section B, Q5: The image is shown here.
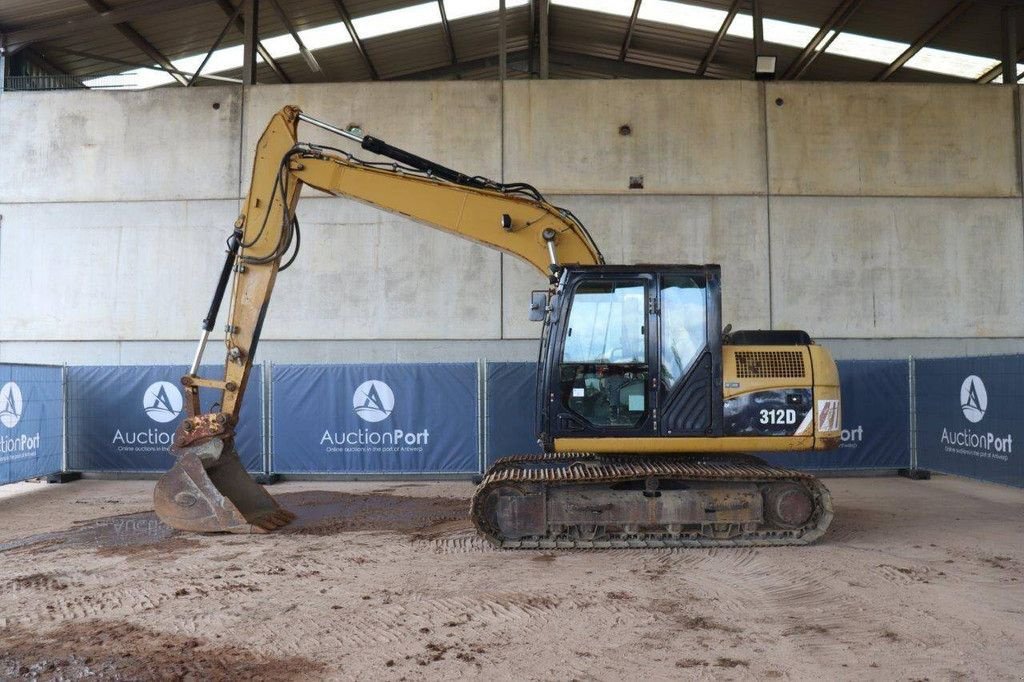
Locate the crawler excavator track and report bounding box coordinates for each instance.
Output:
[470,453,833,549]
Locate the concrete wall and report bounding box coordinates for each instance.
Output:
[0,81,1021,364]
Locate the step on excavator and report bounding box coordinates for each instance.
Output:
[154,106,840,547]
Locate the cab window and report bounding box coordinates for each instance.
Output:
[660,275,707,392]
[560,281,647,427]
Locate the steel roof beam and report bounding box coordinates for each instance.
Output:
[782,0,864,80]
[81,0,189,86]
[695,0,740,77]
[41,45,242,82]
[329,0,378,80]
[189,0,242,85]
[2,0,210,55]
[619,0,642,61]
[499,0,507,80]
[267,0,321,72]
[242,0,258,83]
[214,0,291,83]
[539,0,549,78]
[438,1,457,65]
[1002,5,1018,83]
[978,45,1024,83]
[874,0,974,81]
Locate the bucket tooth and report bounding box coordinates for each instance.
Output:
[154,444,291,534]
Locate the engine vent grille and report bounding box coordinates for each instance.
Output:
[735,351,806,379]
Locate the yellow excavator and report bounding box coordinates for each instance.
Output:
[154,106,840,548]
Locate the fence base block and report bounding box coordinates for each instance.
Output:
[47,471,82,484]
[253,473,281,485]
[898,468,932,480]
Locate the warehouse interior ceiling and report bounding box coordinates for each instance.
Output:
[2,0,1024,89]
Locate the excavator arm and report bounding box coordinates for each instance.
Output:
[154,105,602,533]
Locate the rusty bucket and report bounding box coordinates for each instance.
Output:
[154,438,294,533]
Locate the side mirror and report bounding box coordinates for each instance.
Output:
[528,290,548,322]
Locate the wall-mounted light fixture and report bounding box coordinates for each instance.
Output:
[755,55,777,80]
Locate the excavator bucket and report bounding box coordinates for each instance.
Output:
[154,441,294,534]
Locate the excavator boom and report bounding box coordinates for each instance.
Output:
[155,106,605,533]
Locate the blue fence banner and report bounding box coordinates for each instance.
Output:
[762,359,910,470]
[0,364,63,485]
[67,365,263,473]
[915,355,1024,488]
[271,363,478,474]
[486,363,543,466]
[486,360,909,471]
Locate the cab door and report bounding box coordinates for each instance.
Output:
[656,268,723,436]
[548,274,657,439]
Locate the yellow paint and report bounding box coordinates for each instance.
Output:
[555,436,816,453]
[217,105,603,417]
[721,344,813,399]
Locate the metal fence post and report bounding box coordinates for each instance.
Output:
[264,362,272,476]
[478,359,487,475]
[61,363,68,474]
[908,356,917,471]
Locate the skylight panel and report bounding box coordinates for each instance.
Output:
[906,47,999,80]
[823,32,906,65]
[553,0,634,18]
[445,0,530,22]
[639,0,725,32]
[299,22,354,50]
[352,2,441,39]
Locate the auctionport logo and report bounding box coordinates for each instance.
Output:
[353,380,394,423]
[143,381,183,424]
[320,379,429,451]
[0,381,40,461]
[941,374,1011,460]
[0,382,23,429]
[113,380,181,451]
[960,375,987,423]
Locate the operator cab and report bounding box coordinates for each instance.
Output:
[537,265,724,449]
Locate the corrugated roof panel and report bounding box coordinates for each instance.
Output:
[41,28,157,76]
[550,39,621,63]
[343,0,424,20]
[128,4,244,62]
[835,0,963,47]
[265,45,372,82]
[629,20,728,64]
[0,0,89,29]
[919,3,1006,65]
[449,6,530,62]
[362,25,451,78]
[550,4,629,46]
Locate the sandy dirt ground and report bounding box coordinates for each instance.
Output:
[0,475,1021,681]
